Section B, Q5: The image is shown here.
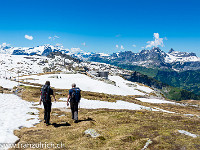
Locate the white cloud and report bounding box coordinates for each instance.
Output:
[146,33,164,48]
[25,35,33,40]
[116,45,119,48]
[121,45,124,50]
[132,45,136,47]
[54,35,59,39]
[49,35,59,40]
[154,33,159,39]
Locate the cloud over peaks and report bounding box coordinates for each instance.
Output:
[146,33,164,48]
[25,35,33,40]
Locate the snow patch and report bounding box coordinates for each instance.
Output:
[136,98,175,104]
[58,98,156,111]
[178,130,199,138]
[0,78,18,89]
[0,94,39,144]
[20,74,152,96]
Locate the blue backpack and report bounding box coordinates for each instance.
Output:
[71,88,81,103]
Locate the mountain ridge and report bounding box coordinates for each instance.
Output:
[87,47,200,71]
[1,44,199,72]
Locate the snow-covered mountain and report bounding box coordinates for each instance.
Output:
[165,48,200,63]
[0,44,111,59]
[1,44,200,71]
[0,44,95,58]
[85,47,200,71]
[0,44,67,56]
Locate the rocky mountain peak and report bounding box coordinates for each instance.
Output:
[168,48,175,53]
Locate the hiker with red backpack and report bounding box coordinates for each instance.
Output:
[67,83,81,123]
[39,81,56,126]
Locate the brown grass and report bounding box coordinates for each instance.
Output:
[12,108,200,150]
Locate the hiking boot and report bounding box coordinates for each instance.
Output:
[46,123,50,126]
[74,120,78,123]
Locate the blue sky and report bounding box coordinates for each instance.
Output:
[0,0,200,56]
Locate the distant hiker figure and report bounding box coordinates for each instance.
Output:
[67,83,81,123]
[39,81,56,126]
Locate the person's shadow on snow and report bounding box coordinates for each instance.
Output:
[52,122,71,128]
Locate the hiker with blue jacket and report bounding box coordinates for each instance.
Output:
[67,83,81,123]
[39,81,56,126]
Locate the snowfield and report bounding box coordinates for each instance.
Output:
[0,78,18,89]
[39,98,178,114]
[54,98,157,111]
[20,74,153,96]
[108,76,153,93]
[136,98,176,104]
[0,94,39,144]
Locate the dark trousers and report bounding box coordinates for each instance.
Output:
[70,101,78,121]
[43,101,52,124]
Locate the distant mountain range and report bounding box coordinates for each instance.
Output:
[0,44,69,56]
[1,45,200,71]
[0,44,96,57]
[86,47,200,71]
